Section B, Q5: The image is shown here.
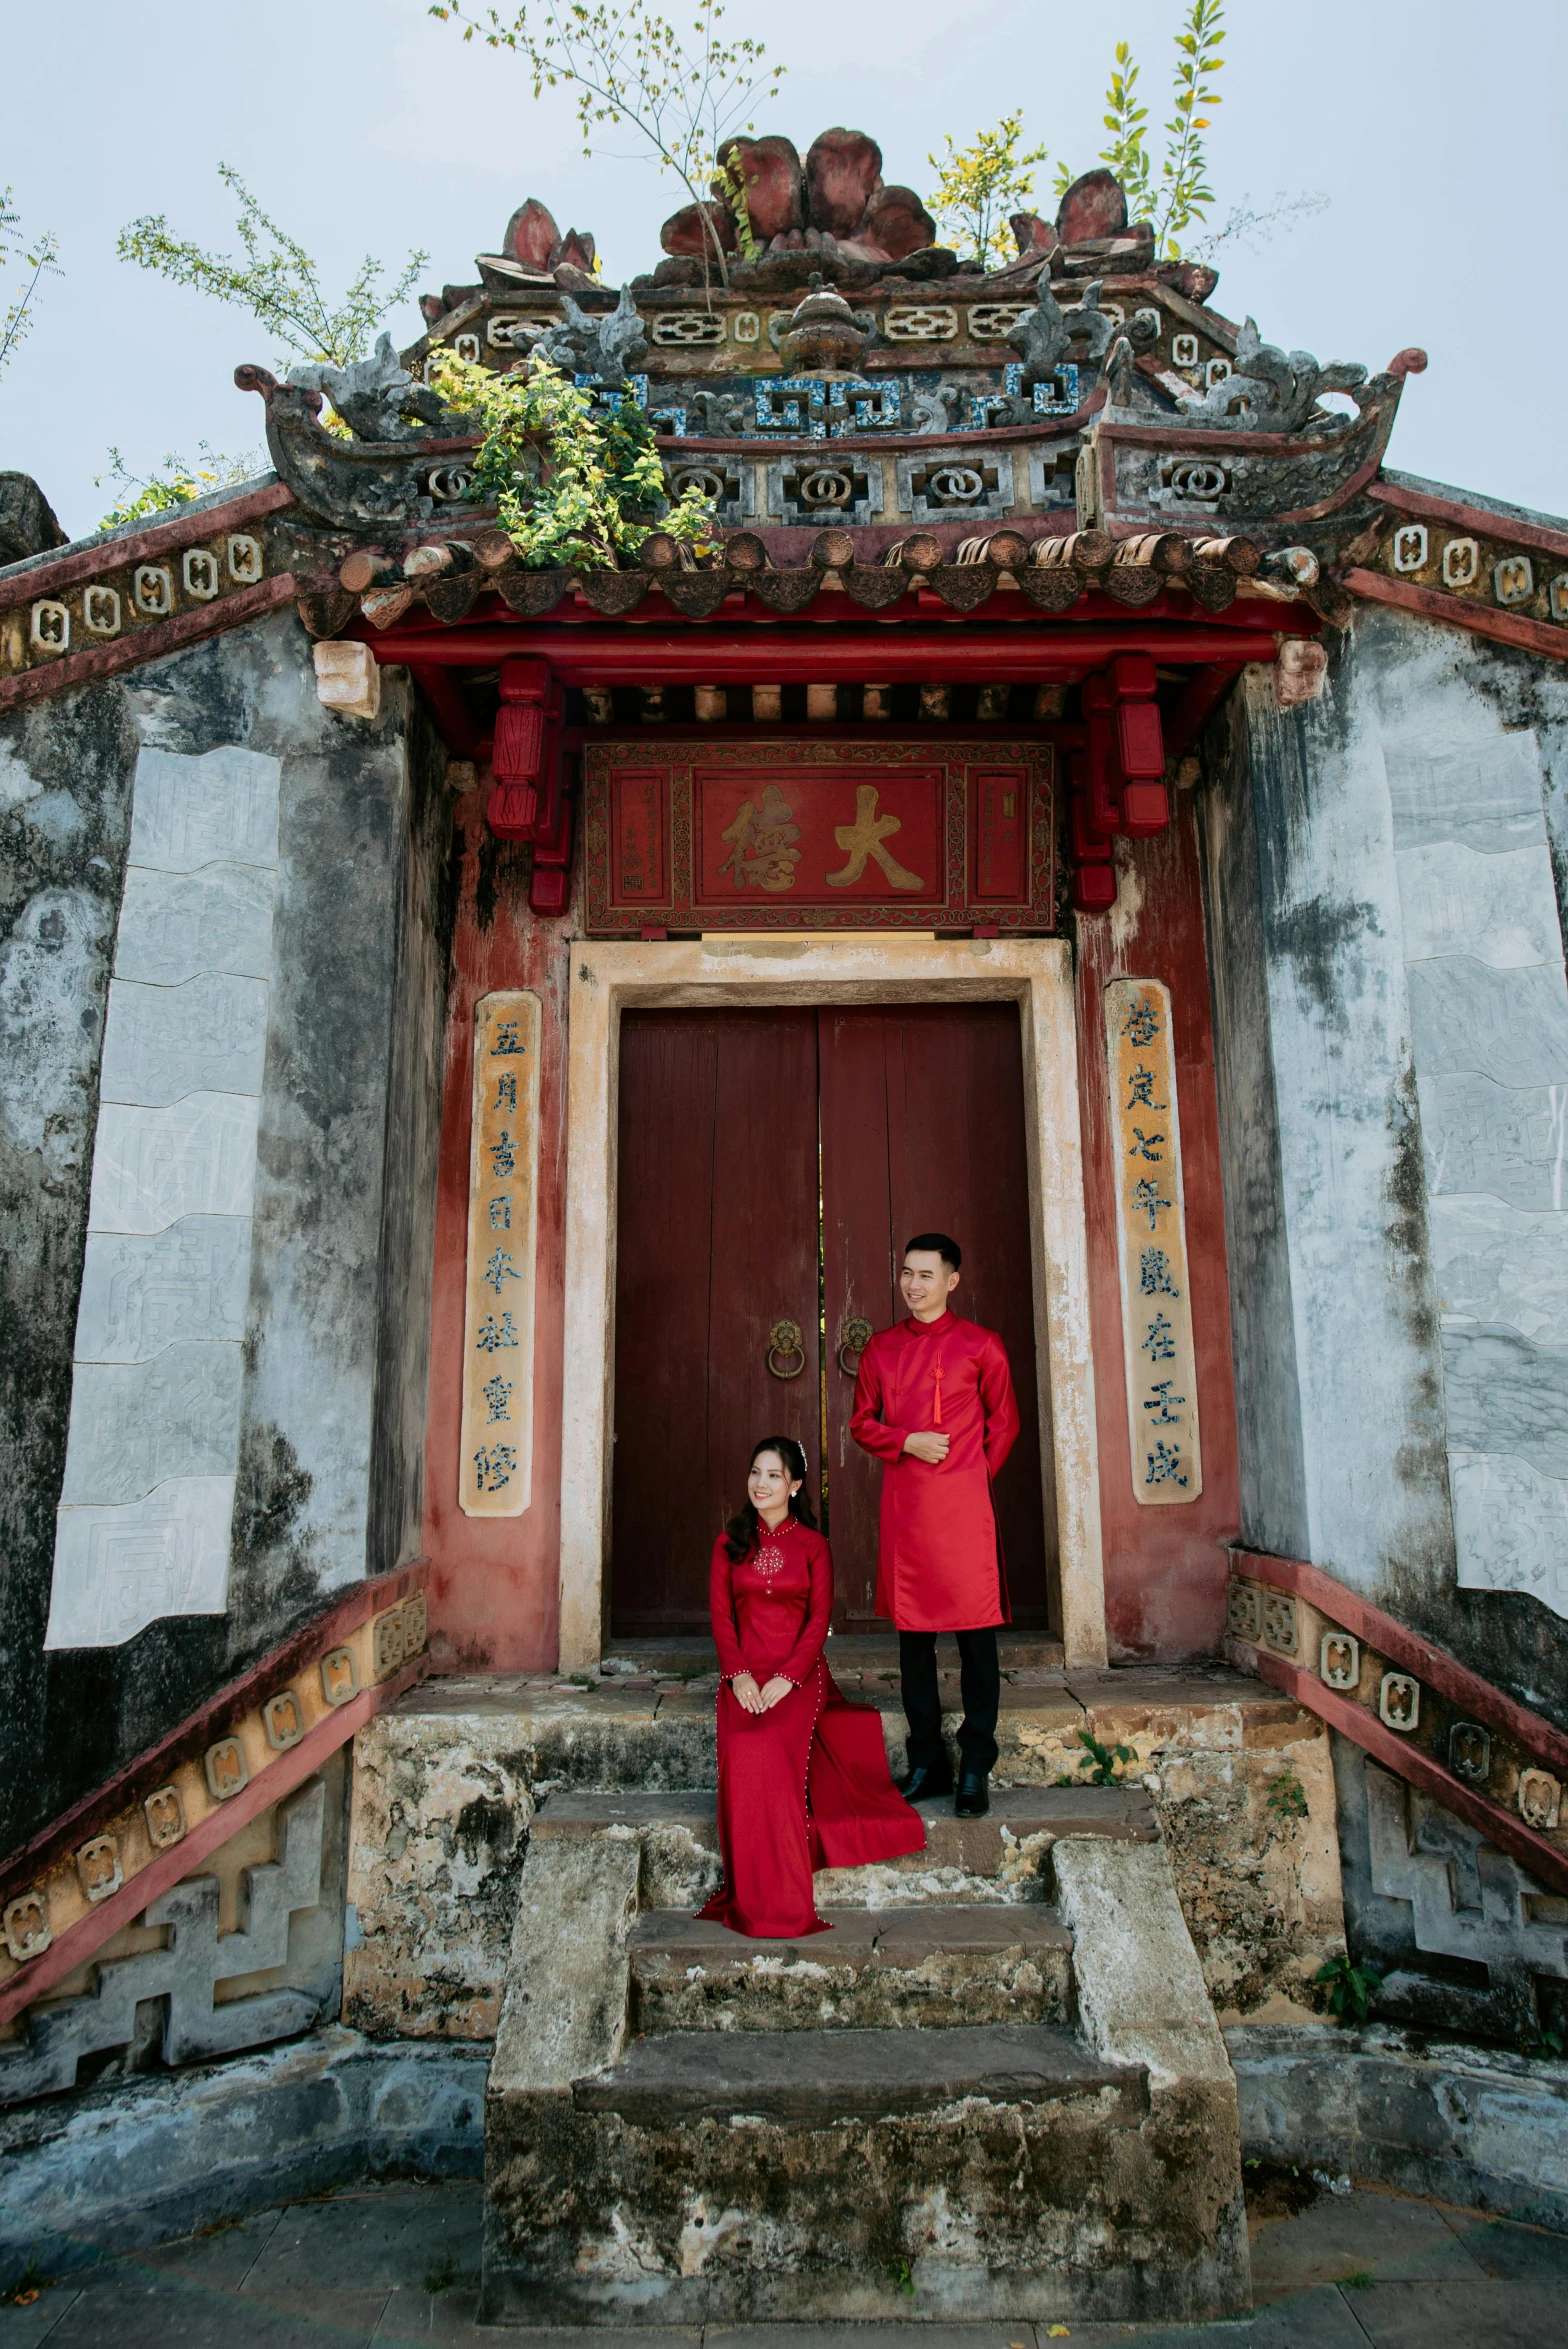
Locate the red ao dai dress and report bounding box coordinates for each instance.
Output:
[698,1513,925,1938]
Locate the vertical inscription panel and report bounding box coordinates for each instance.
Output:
[459,991,541,1517]
[1105,979,1203,1506]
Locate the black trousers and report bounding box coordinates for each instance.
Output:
[899,1628,1001,1778]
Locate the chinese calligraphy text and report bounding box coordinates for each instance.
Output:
[1105,978,1203,1507]
[460,991,541,1518]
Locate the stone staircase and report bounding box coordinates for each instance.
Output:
[482,1777,1252,2324]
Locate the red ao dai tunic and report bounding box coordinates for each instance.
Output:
[698,1514,925,1938]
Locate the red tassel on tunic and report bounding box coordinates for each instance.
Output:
[849,1309,1021,1632]
[698,1517,925,1938]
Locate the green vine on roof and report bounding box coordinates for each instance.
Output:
[428,348,715,569]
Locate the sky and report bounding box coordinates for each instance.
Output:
[4,0,1565,540]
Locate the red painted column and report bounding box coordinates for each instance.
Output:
[423,783,571,1671]
[1074,793,1242,1659]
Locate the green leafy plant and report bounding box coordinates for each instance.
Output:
[1058,1728,1136,1787]
[885,2256,916,2302]
[119,165,428,367]
[1056,0,1226,260]
[0,188,60,387]
[926,113,1048,272]
[430,348,712,569]
[430,1,784,287]
[95,443,262,533]
[1314,1952,1382,2024]
[1266,1771,1309,1821]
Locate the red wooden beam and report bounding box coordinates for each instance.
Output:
[1344,566,1568,666]
[0,481,296,615]
[358,622,1286,683]
[0,576,300,714]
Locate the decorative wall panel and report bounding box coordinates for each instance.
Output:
[583,739,1054,936]
[459,990,541,1516]
[1105,977,1203,1504]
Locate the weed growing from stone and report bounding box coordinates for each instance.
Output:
[1058,1728,1136,1786]
[1314,1952,1382,2023]
[1266,1771,1309,1820]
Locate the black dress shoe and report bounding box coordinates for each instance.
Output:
[898,1762,955,1802]
[954,1771,990,1817]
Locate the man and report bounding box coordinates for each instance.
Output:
[849,1233,1020,1817]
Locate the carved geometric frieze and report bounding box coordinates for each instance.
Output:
[896,447,1013,523]
[1519,1768,1562,1830]
[1493,553,1535,608]
[0,1781,326,2107]
[1442,537,1480,589]
[227,536,263,584]
[1171,333,1200,367]
[75,1835,123,1904]
[883,304,958,341]
[1154,454,1231,512]
[1449,1721,1492,1783]
[665,456,753,528]
[767,454,883,528]
[263,1689,306,1750]
[133,565,173,617]
[650,310,726,346]
[1319,1629,1360,1689]
[967,303,1034,342]
[1551,574,1568,625]
[1391,523,1428,573]
[182,548,221,602]
[1226,1580,1262,1640]
[320,1644,361,1705]
[29,600,68,653]
[1262,1590,1299,1655]
[82,584,121,636]
[753,378,827,435]
[1378,1671,1420,1732]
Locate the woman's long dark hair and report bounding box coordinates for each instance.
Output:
[724,1434,819,1562]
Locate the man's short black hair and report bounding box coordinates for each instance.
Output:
[904,1231,962,1272]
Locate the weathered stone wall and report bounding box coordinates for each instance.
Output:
[0,613,455,1854]
[1202,612,1568,1732]
[0,684,141,1853]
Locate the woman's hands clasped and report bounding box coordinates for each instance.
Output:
[730,1672,794,1714]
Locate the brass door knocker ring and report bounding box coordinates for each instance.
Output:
[766,1317,806,1379]
[836,1315,874,1377]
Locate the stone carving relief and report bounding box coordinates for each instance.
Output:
[1366,1763,1568,2039]
[0,1782,326,2107]
[1169,315,1368,433]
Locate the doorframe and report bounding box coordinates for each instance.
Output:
[559,937,1109,1669]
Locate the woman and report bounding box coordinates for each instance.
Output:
[699,1435,926,1939]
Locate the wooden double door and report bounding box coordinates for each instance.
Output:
[610,1003,1055,1635]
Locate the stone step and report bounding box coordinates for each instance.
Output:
[628,1903,1073,2032]
[602,1630,1068,1676]
[572,2021,1145,2125]
[532,1782,1157,1907]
